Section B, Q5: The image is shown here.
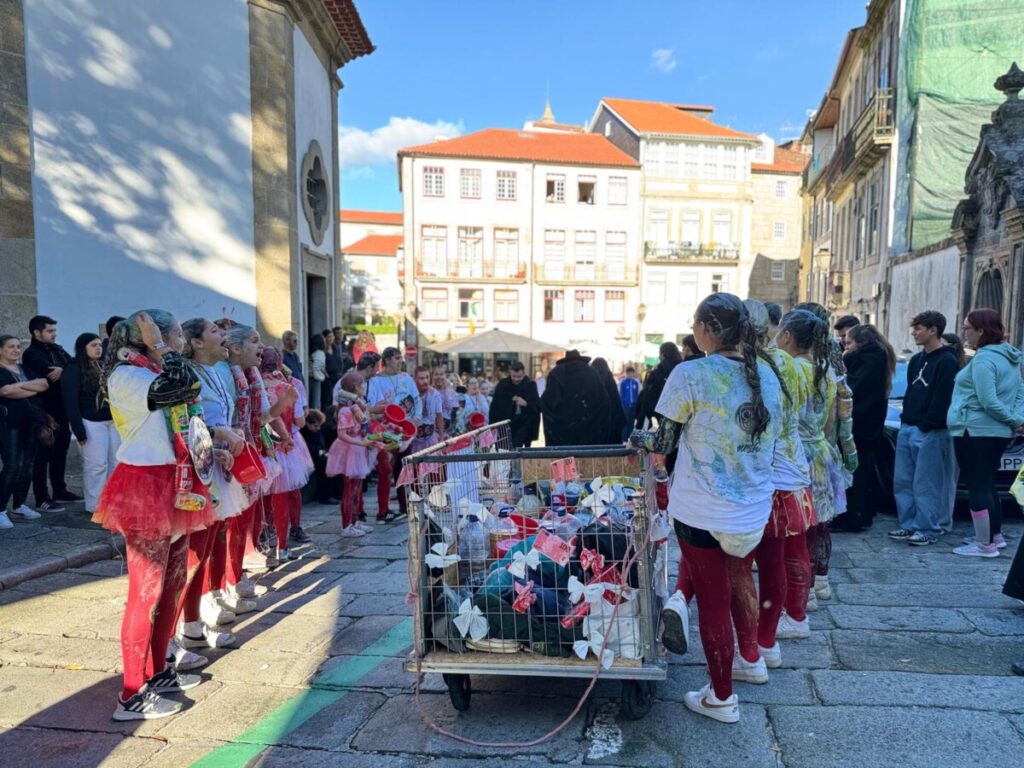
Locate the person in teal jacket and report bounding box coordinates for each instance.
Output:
[948,309,1024,558]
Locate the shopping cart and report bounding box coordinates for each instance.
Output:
[401,420,669,720]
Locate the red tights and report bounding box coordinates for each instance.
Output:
[224,501,259,589]
[120,533,189,699]
[341,476,363,528]
[375,449,392,518]
[680,540,758,701]
[177,521,221,625]
[753,533,811,647]
[270,491,301,550]
[806,523,831,577]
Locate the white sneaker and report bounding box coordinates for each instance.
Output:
[732,652,769,684]
[166,637,208,671]
[11,504,41,520]
[806,590,818,612]
[355,521,375,533]
[201,593,236,626]
[683,683,739,724]
[232,577,267,599]
[776,611,810,639]
[0,511,12,529]
[264,550,279,568]
[242,552,269,573]
[221,589,258,615]
[277,547,299,562]
[179,621,236,649]
[813,575,832,600]
[341,524,367,538]
[660,590,690,655]
[758,642,781,669]
[952,542,999,558]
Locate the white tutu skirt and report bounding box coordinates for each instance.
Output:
[255,453,282,499]
[208,463,248,521]
[270,428,314,493]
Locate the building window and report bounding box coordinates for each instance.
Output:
[754,143,768,161]
[423,166,444,197]
[722,146,737,179]
[771,262,786,281]
[494,290,519,322]
[457,226,483,278]
[496,170,516,201]
[574,290,595,322]
[544,229,566,279]
[773,221,786,240]
[422,288,448,320]
[712,212,732,245]
[608,176,628,205]
[351,286,366,305]
[578,175,596,204]
[867,182,880,255]
[683,143,699,177]
[493,228,520,279]
[459,169,480,199]
[458,288,483,321]
[546,174,565,203]
[647,271,667,304]
[574,230,596,279]
[855,196,865,261]
[544,289,564,322]
[645,142,662,175]
[774,180,787,199]
[605,231,627,280]
[681,211,700,245]
[421,225,447,276]
[300,140,330,246]
[711,272,730,293]
[679,272,699,306]
[703,145,718,180]
[647,209,669,244]
[605,290,625,323]
[663,143,680,177]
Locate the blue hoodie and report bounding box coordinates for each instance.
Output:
[947,342,1024,438]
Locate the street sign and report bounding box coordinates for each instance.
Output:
[405,345,418,359]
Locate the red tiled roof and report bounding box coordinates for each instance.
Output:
[343,234,402,256]
[601,98,756,141]
[339,209,402,225]
[751,146,809,174]
[321,0,375,60]
[399,129,639,168]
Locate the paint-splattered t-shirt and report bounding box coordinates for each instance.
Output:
[764,347,812,492]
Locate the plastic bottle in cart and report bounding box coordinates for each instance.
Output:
[458,514,490,583]
[541,508,582,540]
[517,487,541,515]
[490,506,520,557]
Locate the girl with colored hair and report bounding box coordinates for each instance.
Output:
[326,371,378,538]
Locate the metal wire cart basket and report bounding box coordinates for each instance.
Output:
[401,420,669,720]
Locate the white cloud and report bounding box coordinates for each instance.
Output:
[339,116,463,168]
[650,48,677,74]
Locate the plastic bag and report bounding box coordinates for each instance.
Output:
[1011,465,1024,507]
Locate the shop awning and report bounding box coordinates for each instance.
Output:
[426,329,565,355]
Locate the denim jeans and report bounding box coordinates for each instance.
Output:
[1,425,38,510]
[894,425,955,534]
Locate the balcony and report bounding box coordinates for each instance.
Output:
[534,262,639,284]
[644,242,740,263]
[414,258,526,282]
[803,139,835,191]
[826,88,894,198]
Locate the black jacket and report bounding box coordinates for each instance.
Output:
[62,360,112,441]
[541,353,610,446]
[22,339,71,417]
[634,357,680,429]
[489,376,540,446]
[845,345,890,442]
[901,345,959,432]
[598,372,626,443]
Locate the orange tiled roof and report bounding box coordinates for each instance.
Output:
[343,234,402,256]
[321,0,374,60]
[751,146,809,174]
[339,209,402,225]
[601,98,756,141]
[399,128,639,168]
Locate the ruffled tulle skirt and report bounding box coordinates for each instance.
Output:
[209,463,248,521]
[763,487,817,538]
[93,463,216,539]
[325,437,373,479]
[270,429,314,493]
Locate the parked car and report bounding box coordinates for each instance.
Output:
[876,360,1024,514]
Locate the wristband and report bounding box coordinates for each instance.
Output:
[151,342,168,351]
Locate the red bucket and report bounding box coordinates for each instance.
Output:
[232,442,267,484]
[468,412,486,429]
[397,420,417,439]
[383,404,407,425]
[509,513,540,540]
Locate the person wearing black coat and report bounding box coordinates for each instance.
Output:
[541,350,609,446]
[591,357,625,444]
[488,362,540,447]
[835,325,896,532]
[634,342,683,429]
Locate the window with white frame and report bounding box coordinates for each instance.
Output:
[494,290,518,322]
[645,141,663,175]
[722,146,737,179]
[423,166,444,197]
[867,181,880,255]
[681,211,700,245]
[421,225,447,276]
[774,179,787,199]
[493,228,519,279]
[678,272,699,306]
[712,212,732,245]
[605,231,627,280]
[459,169,480,199]
[711,272,729,293]
[544,289,564,322]
[578,175,596,205]
[683,143,699,177]
[421,288,448,320]
[703,145,718,179]
[647,209,669,245]
[544,229,566,279]
[770,261,786,281]
[608,176,628,205]
[647,271,667,304]
[457,226,483,277]
[458,288,483,321]
[605,290,625,323]
[496,170,516,201]
[546,174,565,203]
[574,290,595,322]
[773,221,786,240]
[664,143,680,177]
[574,230,596,279]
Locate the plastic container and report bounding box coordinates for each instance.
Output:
[517,487,542,515]
[458,514,490,586]
[383,403,407,425]
[541,508,582,540]
[489,506,521,558]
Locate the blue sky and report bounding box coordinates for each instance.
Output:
[338,1,866,212]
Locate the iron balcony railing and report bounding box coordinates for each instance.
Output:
[414,258,527,281]
[534,262,639,283]
[643,242,740,262]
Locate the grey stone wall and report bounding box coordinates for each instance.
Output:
[746,253,799,310]
[591,105,640,160]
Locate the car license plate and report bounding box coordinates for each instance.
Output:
[1001,456,1023,473]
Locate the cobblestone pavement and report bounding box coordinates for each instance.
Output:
[1,495,1022,768]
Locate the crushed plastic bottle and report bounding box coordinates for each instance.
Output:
[517,487,541,515]
[458,514,490,587]
[541,508,582,540]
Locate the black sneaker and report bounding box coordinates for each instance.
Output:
[908,532,938,546]
[147,665,202,693]
[887,528,914,540]
[36,499,65,513]
[111,688,182,721]
[53,490,83,502]
[289,525,311,543]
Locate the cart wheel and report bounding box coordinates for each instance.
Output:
[620,680,655,720]
[443,673,472,711]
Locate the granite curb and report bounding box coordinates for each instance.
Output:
[0,539,124,591]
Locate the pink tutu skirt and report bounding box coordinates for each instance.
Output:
[270,430,314,493]
[93,463,216,539]
[326,437,373,479]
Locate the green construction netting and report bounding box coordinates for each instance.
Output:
[893,0,1024,253]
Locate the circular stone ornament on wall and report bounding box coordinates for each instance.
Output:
[301,139,330,246]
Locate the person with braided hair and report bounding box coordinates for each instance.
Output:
[632,293,783,724]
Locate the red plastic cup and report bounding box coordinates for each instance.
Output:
[384,403,406,425]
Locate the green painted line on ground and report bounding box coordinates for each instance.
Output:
[189,617,413,768]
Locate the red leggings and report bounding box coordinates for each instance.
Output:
[680,540,758,701]
[341,476,363,527]
[270,491,301,550]
[225,501,259,588]
[806,523,831,577]
[753,533,811,647]
[207,525,228,593]
[177,521,221,625]
[375,449,392,519]
[120,533,189,699]
[289,490,301,527]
